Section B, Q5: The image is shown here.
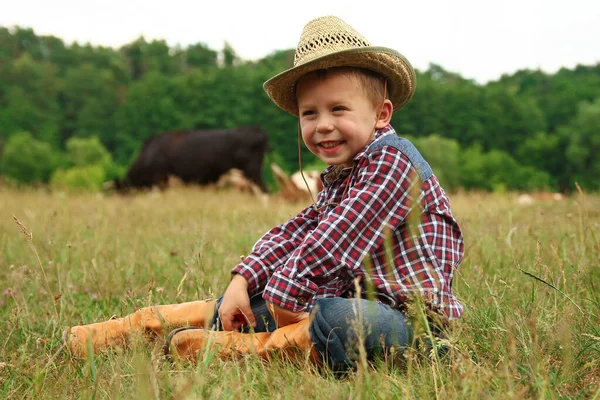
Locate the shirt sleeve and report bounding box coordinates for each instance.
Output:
[231,204,319,296]
[263,148,421,312]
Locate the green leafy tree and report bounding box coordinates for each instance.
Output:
[51,136,123,190]
[478,86,546,154]
[119,37,180,80]
[0,27,18,88]
[516,131,564,187]
[51,164,106,191]
[11,27,40,58]
[249,51,311,172]
[459,145,553,192]
[412,134,461,191]
[562,98,600,190]
[439,81,486,148]
[38,35,77,71]
[60,63,121,148]
[71,43,128,84]
[1,24,598,191]
[498,65,600,133]
[65,136,111,166]
[114,72,192,163]
[0,54,62,146]
[392,67,444,136]
[222,41,239,67]
[0,131,59,183]
[121,36,147,80]
[145,39,176,75]
[184,42,218,71]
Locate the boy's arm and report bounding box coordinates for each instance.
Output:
[263,148,420,312]
[231,204,319,296]
[218,273,256,331]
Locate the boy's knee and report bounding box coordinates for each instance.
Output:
[308,298,358,369]
[308,297,415,370]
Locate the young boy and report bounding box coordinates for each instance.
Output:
[67,15,464,370]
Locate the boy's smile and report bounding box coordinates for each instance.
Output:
[319,140,344,153]
[296,69,391,167]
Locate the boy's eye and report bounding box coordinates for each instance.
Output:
[332,106,346,112]
[301,110,316,117]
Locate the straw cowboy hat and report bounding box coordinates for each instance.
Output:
[264,16,416,116]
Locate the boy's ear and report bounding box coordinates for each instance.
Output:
[375,99,394,129]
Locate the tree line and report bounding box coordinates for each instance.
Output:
[1,26,599,192]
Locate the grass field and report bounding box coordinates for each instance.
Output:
[1,187,598,399]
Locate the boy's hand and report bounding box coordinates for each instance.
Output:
[218,274,256,331]
[267,302,309,328]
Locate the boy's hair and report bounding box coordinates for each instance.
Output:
[301,67,388,108]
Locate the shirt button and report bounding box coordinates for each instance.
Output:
[297,297,308,305]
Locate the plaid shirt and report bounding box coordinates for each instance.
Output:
[232,125,464,319]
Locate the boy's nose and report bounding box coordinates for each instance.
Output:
[316,115,334,134]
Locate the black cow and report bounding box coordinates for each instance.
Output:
[114,126,269,192]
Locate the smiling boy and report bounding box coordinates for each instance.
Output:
[190,16,464,368]
[68,16,464,371]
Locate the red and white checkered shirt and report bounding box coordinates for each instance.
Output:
[232,125,465,319]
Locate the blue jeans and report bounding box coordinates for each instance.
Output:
[211,294,415,370]
[310,297,414,370]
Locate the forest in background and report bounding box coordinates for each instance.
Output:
[1,26,599,193]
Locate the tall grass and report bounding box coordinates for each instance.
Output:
[0,187,598,399]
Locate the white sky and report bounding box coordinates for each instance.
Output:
[2,0,599,84]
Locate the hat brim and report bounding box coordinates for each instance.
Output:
[263,46,416,116]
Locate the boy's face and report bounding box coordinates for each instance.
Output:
[296,70,381,167]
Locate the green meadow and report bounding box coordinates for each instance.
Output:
[1,187,598,399]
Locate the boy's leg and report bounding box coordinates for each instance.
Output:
[67,299,217,357]
[309,297,414,370]
[166,297,417,367]
[67,292,277,358]
[166,297,412,366]
[166,318,317,363]
[167,293,314,362]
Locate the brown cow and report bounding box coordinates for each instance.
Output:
[114,126,269,192]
